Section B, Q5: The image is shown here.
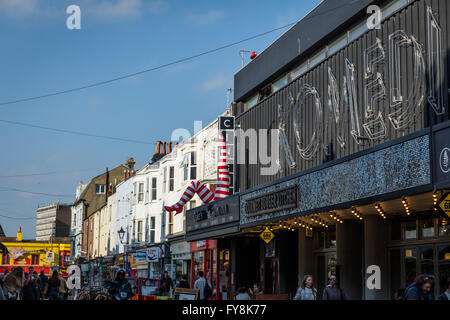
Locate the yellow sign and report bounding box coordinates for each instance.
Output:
[260,228,275,244]
[439,193,450,218]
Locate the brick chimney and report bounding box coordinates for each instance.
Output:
[17,226,22,241]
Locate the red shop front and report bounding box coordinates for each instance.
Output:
[190,239,232,300]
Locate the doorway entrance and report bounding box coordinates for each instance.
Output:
[389,243,450,298]
[314,251,337,297]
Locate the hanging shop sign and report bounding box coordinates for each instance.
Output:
[219,116,235,131]
[146,245,169,263]
[438,193,450,219]
[260,228,275,244]
[45,252,55,263]
[132,252,147,261]
[244,186,298,217]
[186,194,240,233]
[433,121,450,189]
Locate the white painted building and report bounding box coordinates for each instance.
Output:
[113,177,133,254]
[70,181,87,259]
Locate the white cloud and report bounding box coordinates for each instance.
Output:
[275,11,299,28]
[147,0,168,15]
[0,0,40,18]
[83,0,143,21]
[199,74,229,92]
[186,9,225,26]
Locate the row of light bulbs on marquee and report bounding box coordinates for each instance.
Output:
[266,192,440,233]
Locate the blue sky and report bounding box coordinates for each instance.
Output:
[0,0,321,238]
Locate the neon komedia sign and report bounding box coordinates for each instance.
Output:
[278,7,445,166]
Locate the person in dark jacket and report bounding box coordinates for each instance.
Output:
[46,271,61,300]
[438,279,450,300]
[322,275,346,300]
[108,270,133,300]
[39,270,48,298]
[161,271,174,296]
[22,273,37,300]
[178,275,190,289]
[404,274,434,300]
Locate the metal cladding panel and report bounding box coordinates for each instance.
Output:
[236,0,450,192]
[234,0,377,101]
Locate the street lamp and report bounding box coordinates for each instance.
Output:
[118,227,125,244]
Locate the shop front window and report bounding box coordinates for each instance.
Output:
[439,218,449,237]
[438,246,450,294]
[404,248,417,285]
[420,219,435,239]
[193,251,204,280]
[212,249,217,299]
[219,249,230,299]
[403,221,417,240]
[421,247,434,275]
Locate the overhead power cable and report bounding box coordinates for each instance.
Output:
[0,1,353,107]
[0,119,155,145]
[0,187,73,198]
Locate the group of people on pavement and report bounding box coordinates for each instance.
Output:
[291,273,450,300]
[401,274,450,300]
[294,274,345,300]
[0,267,68,300]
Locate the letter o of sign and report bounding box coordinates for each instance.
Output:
[292,84,323,161]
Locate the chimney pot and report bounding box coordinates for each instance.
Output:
[155,141,161,154]
[167,142,172,154]
[161,142,167,154]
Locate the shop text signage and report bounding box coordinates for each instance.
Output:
[438,193,450,219]
[244,186,298,217]
[433,122,450,188]
[260,228,275,244]
[186,195,239,232]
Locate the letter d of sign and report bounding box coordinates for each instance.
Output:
[366,265,381,290]
[66,5,81,30]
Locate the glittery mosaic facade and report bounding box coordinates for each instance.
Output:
[240,135,430,226]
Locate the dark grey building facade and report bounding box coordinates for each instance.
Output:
[228,0,450,299]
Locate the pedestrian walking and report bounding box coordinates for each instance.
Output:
[235,287,251,300]
[31,271,42,300]
[193,271,212,300]
[177,275,189,289]
[160,271,174,296]
[322,275,346,300]
[0,274,6,301]
[438,279,450,300]
[250,283,263,300]
[46,270,61,301]
[22,273,37,300]
[39,270,48,299]
[294,275,318,300]
[3,267,25,300]
[404,274,435,300]
[58,274,68,300]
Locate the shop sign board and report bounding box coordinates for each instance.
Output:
[433,123,450,188]
[260,228,275,244]
[186,195,239,233]
[146,247,160,263]
[438,192,450,218]
[46,252,55,263]
[132,252,147,261]
[244,186,298,217]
